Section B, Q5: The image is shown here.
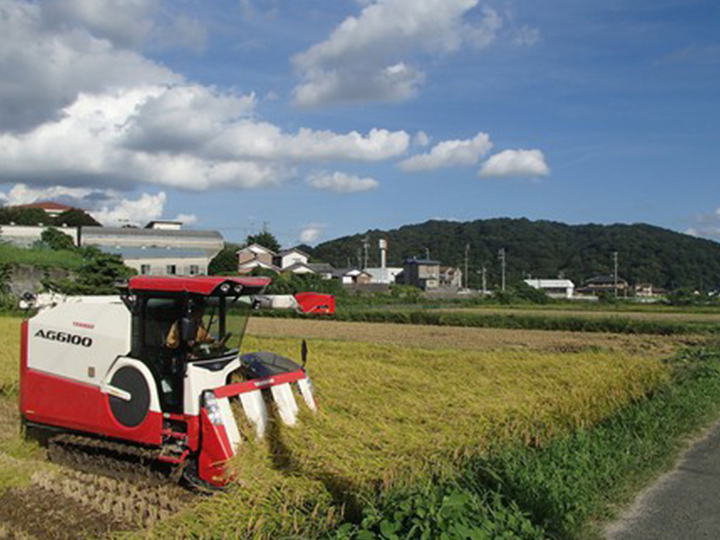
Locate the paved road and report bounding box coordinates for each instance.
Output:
[606,420,720,539]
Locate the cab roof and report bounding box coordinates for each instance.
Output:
[128,276,271,296]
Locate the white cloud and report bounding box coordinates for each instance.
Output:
[413,131,430,147]
[299,223,325,243]
[398,132,492,171]
[306,171,379,193]
[514,25,540,47]
[40,0,158,49]
[91,192,167,226]
[685,206,720,240]
[478,149,550,178]
[292,0,502,107]
[0,0,177,133]
[0,0,412,196]
[0,182,192,227]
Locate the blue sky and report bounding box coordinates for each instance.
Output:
[0,0,718,247]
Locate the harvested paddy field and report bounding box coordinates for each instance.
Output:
[437,306,720,323]
[0,315,703,538]
[247,317,698,356]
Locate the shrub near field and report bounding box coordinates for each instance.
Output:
[148,337,670,539]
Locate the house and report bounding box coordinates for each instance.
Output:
[524,278,575,299]
[439,266,463,289]
[306,263,335,280]
[80,224,223,276]
[274,248,309,269]
[401,257,440,290]
[577,275,629,296]
[237,244,280,274]
[13,201,74,217]
[332,268,372,285]
[634,283,663,298]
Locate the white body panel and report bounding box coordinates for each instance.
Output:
[28,298,131,387]
[184,357,241,416]
[101,357,162,413]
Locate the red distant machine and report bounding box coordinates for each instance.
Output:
[294,292,335,315]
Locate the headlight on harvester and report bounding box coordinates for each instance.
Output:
[202,390,224,425]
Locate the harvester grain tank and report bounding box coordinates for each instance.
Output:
[19,276,316,487]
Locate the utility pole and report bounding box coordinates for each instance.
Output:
[498,248,506,292]
[613,251,619,298]
[464,243,470,290]
[362,236,370,269]
[481,266,487,295]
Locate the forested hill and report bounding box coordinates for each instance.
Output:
[309,219,720,290]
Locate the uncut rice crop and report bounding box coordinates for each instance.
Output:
[149,336,670,539]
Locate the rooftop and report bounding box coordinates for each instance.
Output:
[81,226,222,239]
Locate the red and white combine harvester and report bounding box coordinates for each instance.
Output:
[19,276,316,488]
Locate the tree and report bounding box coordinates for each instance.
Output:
[40,228,76,251]
[54,208,101,227]
[0,207,48,225]
[44,249,135,295]
[245,230,281,253]
[209,244,240,275]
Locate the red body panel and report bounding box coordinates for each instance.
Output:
[295,292,335,315]
[198,408,234,486]
[129,276,270,295]
[21,368,162,446]
[214,369,306,399]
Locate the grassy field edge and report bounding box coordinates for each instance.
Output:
[252,308,718,336]
[329,346,720,539]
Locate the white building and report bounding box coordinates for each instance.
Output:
[364,267,404,284]
[0,224,78,247]
[274,248,310,269]
[523,278,575,299]
[81,225,224,276]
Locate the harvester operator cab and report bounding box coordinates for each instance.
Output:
[125,277,265,413]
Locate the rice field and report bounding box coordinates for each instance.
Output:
[0,315,692,538]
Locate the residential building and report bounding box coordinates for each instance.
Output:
[306,263,335,280]
[274,248,309,269]
[332,268,372,285]
[577,275,629,296]
[401,257,440,290]
[237,244,280,274]
[439,266,463,289]
[524,278,575,299]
